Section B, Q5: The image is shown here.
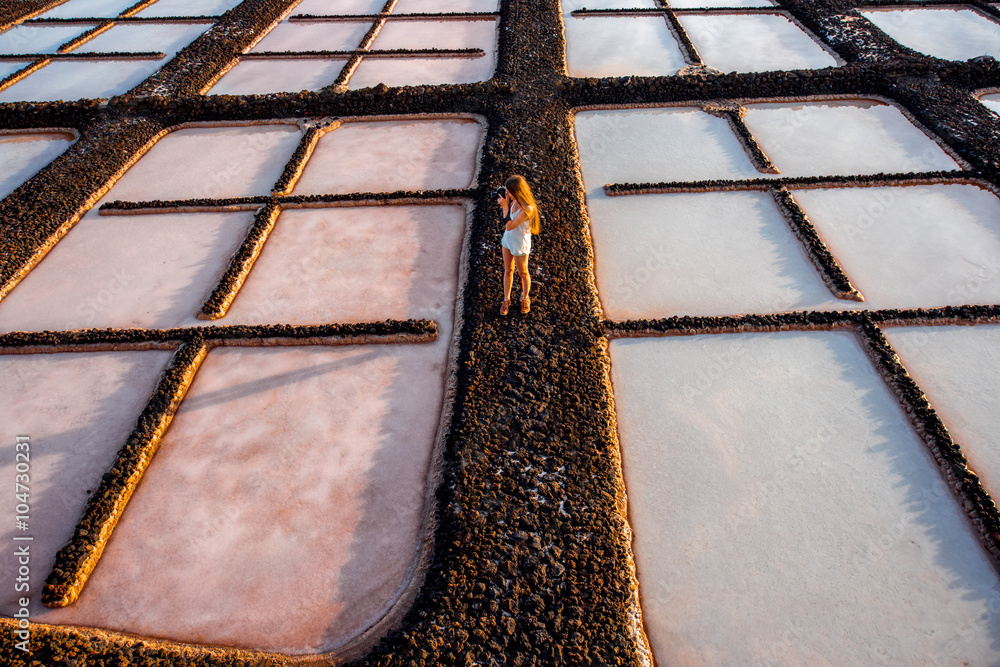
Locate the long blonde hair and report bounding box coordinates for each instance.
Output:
[505,175,540,235]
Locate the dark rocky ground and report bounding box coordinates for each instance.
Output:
[2,0,1000,665]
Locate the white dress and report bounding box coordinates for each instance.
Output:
[501,203,532,256]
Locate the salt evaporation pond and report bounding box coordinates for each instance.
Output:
[0,351,174,616]
[794,185,1000,309]
[211,7,498,94]
[678,14,837,73]
[0,113,477,652]
[0,131,75,199]
[583,192,843,319]
[0,60,164,103]
[609,332,1000,665]
[861,8,1000,62]
[563,1,836,77]
[221,205,465,342]
[885,326,1000,502]
[135,0,242,17]
[39,0,138,18]
[292,118,484,194]
[573,101,961,318]
[740,100,959,177]
[38,341,452,654]
[981,92,1000,117]
[0,18,212,102]
[0,210,253,333]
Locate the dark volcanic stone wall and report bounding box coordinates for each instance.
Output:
[2,0,1000,665]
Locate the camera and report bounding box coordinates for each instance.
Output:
[493,186,507,200]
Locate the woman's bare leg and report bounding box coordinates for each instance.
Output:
[502,247,514,301]
[514,255,530,299]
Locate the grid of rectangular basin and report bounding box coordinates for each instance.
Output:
[0,0,218,102]
[208,0,500,94]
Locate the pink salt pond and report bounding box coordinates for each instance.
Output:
[292,117,484,194]
[40,341,451,655]
[0,351,174,617]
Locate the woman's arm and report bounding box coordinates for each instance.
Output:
[497,194,510,220]
[505,204,534,231]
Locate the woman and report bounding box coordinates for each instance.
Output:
[497,174,541,315]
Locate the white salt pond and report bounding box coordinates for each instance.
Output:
[292,118,483,194]
[0,60,164,102]
[586,192,842,319]
[222,205,464,336]
[0,210,252,333]
[0,131,75,200]
[291,0,386,16]
[741,100,960,177]
[71,22,210,57]
[981,92,1000,117]
[42,341,451,654]
[393,0,499,12]
[609,331,1000,665]
[248,21,370,53]
[670,0,773,6]
[793,184,1000,309]
[573,107,762,190]
[369,17,496,51]
[0,62,28,80]
[679,14,838,73]
[885,325,1000,501]
[40,0,138,19]
[135,0,242,17]
[0,350,173,617]
[861,8,1000,62]
[0,24,87,54]
[348,53,495,88]
[208,58,348,96]
[563,16,684,78]
[100,124,303,201]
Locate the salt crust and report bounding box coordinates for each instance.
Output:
[393,0,499,12]
[0,61,28,80]
[586,191,843,319]
[793,185,1000,310]
[208,58,347,96]
[222,205,464,341]
[292,117,484,193]
[670,0,773,6]
[0,211,253,333]
[134,0,243,17]
[291,0,386,15]
[740,100,960,177]
[0,59,164,102]
[0,131,75,199]
[0,350,174,616]
[71,22,211,56]
[97,124,303,201]
[369,17,497,50]
[678,14,838,73]
[885,325,1000,501]
[248,20,371,53]
[861,8,1000,63]
[574,107,763,189]
[39,0,137,19]
[0,24,87,54]
[564,16,685,78]
[609,332,1000,665]
[348,52,495,87]
[42,343,451,654]
[981,92,1000,117]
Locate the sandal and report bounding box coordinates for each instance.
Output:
[521,296,530,314]
[500,299,510,316]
